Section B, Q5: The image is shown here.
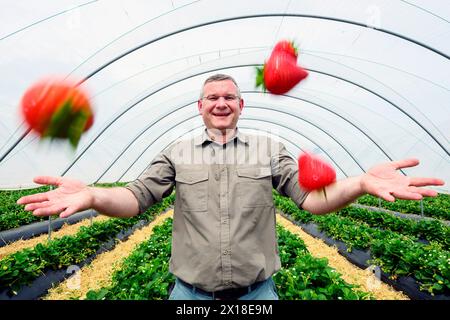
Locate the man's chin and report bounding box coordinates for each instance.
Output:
[210,122,234,130]
[208,126,235,133]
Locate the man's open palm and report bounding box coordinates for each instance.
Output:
[17,176,93,218]
[361,158,444,202]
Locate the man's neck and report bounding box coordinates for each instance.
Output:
[207,128,237,145]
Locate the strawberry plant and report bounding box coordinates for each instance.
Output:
[87,218,371,300]
[86,219,174,300]
[338,207,449,250]
[0,194,174,294]
[357,194,450,220]
[274,192,450,295]
[275,225,371,300]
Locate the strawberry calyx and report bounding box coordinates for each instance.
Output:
[273,40,298,58]
[43,97,92,148]
[255,65,266,91]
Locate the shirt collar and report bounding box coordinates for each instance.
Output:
[194,128,249,146]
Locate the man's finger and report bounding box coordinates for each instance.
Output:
[376,190,395,202]
[60,207,77,219]
[409,177,445,187]
[17,193,50,205]
[24,201,52,211]
[33,204,66,217]
[407,186,440,197]
[391,189,422,200]
[391,158,419,170]
[33,176,62,186]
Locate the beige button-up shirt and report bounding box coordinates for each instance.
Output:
[126,129,308,292]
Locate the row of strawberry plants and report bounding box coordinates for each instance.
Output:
[356,194,450,221]
[86,218,174,300]
[0,182,128,232]
[0,186,52,230]
[337,206,450,251]
[0,194,174,295]
[273,193,450,296]
[87,218,372,300]
[274,224,372,300]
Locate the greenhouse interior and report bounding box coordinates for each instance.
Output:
[0,0,449,303]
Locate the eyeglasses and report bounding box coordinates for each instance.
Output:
[202,94,240,102]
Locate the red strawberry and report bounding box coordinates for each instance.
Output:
[272,40,298,59]
[298,152,336,193]
[20,77,94,148]
[256,40,308,95]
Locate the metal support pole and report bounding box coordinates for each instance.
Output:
[48,215,52,241]
[47,185,54,241]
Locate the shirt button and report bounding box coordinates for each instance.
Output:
[223,250,229,255]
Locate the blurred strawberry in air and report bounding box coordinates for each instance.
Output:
[256,40,309,94]
[20,77,94,148]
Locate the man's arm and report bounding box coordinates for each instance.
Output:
[302,158,444,215]
[89,186,139,217]
[301,176,364,214]
[19,145,176,219]
[17,176,140,218]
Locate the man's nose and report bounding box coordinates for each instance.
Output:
[215,97,228,106]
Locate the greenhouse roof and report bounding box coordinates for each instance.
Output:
[0,0,449,192]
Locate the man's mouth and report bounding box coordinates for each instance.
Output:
[212,113,231,117]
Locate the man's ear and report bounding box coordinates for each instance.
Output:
[239,98,244,113]
[198,99,203,113]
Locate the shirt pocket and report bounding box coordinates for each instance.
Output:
[175,170,209,212]
[236,167,273,207]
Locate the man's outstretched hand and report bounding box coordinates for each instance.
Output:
[17,176,94,218]
[361,158,445,202]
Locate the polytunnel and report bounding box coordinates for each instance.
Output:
[0,0,449,303]
[0,0,448,190]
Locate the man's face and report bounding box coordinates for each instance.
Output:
[198,80,244,132]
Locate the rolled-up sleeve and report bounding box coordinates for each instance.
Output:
[271,142,309,208]
[125,147,176,214]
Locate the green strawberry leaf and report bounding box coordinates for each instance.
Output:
[42,97,89,148]
[290,40,298,56]
[43,99,74,139]
[255,66,267,91]
[68,110,89,148]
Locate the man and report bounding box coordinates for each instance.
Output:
[17,74,445,300]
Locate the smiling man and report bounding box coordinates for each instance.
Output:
[198,74,244,144]
[17,73,445,300]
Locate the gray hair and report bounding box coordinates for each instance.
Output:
[199,74,241,99]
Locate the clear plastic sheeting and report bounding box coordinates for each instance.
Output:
[0,0,449,192]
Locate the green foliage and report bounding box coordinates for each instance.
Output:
[273,192,450,295]
[86,219,174,300]
[87,218,371,300]
[0,186,52,231]
[0,194,175,294]
[338,206,449,251]
[275,225,372,300]
[0,182,130,232]
[357,194,450,220]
